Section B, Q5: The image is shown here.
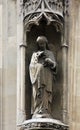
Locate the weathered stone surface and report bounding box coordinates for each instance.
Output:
[0,0,80,130]
[68,0,80,130]
[0,0,17,130]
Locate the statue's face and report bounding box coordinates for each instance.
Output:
[38,41,46,50]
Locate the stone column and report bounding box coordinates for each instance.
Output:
[20,28,27,122]
[20,42,27,120]
[17,0,27,126]
[61,42,68,124]
[61,2,69,123]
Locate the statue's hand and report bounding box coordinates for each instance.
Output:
[45,58,56,68]
[45,58,53,64]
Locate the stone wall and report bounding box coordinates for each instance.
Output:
[0,0,2,129]
[68,0,80,130]
[0,0,17,130]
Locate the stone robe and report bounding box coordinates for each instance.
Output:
[29,50,56,117]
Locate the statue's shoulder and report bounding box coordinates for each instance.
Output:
[46,50,53,54]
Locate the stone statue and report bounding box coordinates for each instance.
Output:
[29,36,57,118]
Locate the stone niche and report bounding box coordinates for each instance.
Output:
[25,18,63,120]
[17,0,69,130]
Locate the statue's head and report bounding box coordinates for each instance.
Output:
[36,36,49,50]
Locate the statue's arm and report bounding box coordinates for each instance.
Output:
[44,51,56,68]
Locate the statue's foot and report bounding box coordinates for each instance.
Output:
[32,108,52,119]
[32,113,52,119]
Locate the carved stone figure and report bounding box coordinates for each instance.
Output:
[29,36,57,118]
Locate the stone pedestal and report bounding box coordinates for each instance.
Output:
[19,118,68,130]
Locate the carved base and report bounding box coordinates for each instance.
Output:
[20,118,69,130]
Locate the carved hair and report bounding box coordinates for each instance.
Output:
[36,36,49,50]
[36,36,48,44]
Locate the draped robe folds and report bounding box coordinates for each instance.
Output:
[29,50,56,116]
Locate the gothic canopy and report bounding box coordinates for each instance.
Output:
[23,0,66,32]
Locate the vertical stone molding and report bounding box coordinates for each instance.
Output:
[0,1,2,130]
[17,43,27,126]
[17,0,26,125]
[19,44,27,124]
[61,0,69,124]
[68,1,80,130]
[61,43,68,124]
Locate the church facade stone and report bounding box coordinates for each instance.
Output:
[0,0,80,130]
